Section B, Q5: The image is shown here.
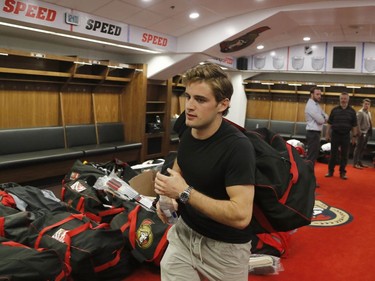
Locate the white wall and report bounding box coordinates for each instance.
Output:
[225,72,247,127]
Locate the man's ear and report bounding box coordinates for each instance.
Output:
[218,98,230,113]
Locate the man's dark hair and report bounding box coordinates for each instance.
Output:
[182,63,233,116]
[310,86,321,94]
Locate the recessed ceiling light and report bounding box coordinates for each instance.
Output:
[189,12,200,19]
[257,45,264,50]
[303,37,311,41]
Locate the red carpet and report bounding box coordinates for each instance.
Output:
[124,161,375,281]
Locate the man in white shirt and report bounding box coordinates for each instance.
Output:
[305,87,328,186]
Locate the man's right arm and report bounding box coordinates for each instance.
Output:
[311,106,326,125]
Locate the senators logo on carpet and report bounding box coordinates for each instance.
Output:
[310,200,353,227]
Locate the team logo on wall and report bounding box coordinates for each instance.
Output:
[219,26,270,53]
[310,200,353,227]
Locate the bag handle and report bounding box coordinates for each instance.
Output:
[94,245,123,273]
[252,203,290,256]
[34,213,85,248]
[63,221,91,269]
[280,144,299,204]
[0,217,4,237]
[98,207,125,218]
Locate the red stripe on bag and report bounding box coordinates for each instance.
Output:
[280,144,299,204]
[62,221,91,269]
[128,205,141,249]
[257,232,289,257]
[76,196,85,213]
[0,217,5,237]
[152,224,171,265]
[85,212,102,223]
[94,246,123,272]
[98,207,125,217]
[61,186,66,201]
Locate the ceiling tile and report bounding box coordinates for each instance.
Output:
[120,0,165,8]
[47,0,113,13]
[144,0,194,17]
[171,5,223,26]
[125,9,165,27]
[92,0,142,21]
[150,18,194,37]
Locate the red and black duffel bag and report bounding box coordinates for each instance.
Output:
[0,236,69,281]
[62,179,124,223]
[110,200,171,266]
[27,209,134,281]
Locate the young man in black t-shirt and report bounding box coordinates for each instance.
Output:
[154,63,256,281]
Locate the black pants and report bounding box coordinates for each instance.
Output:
[306,130,321,166]
[328,131,350,174]
[353,133,369,165]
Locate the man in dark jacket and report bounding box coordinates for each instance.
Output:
[353,98,372,168]
[325,92,358,179]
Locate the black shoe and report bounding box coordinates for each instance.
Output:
[325,173,333,177]
[340,173,348,180]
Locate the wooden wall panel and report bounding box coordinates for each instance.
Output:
[61,86,93,125]
[0,82,60,128]
[178,95,186,114]
[94,92,121,123]
[171,94,180,117]
[246,95,271,119]
[170,93,186,117]
[245,81,375,123]
[296,95,310,122]
[121,65,147,143]
[270,95,298,121]
[296,103,306,122]
[270,101,296,121]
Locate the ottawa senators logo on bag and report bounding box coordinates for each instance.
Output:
[310,200,353,227]
[136,219,155,249]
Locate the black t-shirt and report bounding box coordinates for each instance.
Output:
[328,105,357,135]
[177,120,256,243]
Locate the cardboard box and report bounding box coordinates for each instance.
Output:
[129,169,157,197]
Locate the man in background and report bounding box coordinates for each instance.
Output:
[325,92,358,180]
[305,86,328,187]
[353,98,372,169]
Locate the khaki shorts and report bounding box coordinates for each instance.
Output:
[160,218,251,281]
